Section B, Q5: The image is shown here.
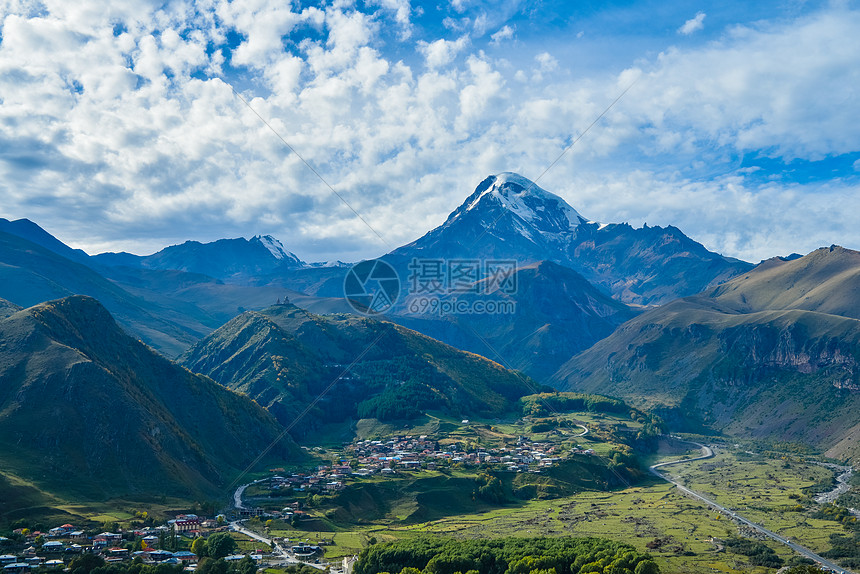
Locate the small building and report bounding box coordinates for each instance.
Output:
[172,551,197,563]
[42,541,64,553]
[107,548,129,558]
[147,550,174,562]
[168,515,201,533]
[93,533,122,549]
[291,545,319,557]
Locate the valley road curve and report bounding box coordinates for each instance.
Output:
[650,438,854,574]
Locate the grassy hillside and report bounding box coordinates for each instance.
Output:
[0,295,297,506]
[554,247,860,460]
[180,304,536,438]
[0,230,217,356]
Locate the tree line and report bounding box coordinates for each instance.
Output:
[353,536,660,574]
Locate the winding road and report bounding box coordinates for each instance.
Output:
[650,440,854,574]
[231,482,330,571]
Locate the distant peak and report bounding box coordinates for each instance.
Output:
[250,235,303,264]
[450,173,588,236]
[252,234,287,259]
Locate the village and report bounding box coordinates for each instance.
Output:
[0,515,262,572]
[256,433,596,502]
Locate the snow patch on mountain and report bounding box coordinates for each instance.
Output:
[253,235,302,264]
[462,172,588,239]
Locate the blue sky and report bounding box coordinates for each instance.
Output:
[1,0,859,263]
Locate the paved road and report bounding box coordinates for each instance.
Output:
[229,520,330,570]
[574,424,589,437]
[231,483,331,571]
[650,440,854,574]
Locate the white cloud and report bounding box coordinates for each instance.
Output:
[0,0,859,265]
[490,24,514,45]
[367,0,413,39]
[417,35,469,68]
[640,8,860,160]
[678,12,706,35]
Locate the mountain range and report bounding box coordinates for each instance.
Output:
[385,173,753,306]
[553,245,860,461]
[0,295,296,504]
[0,174,753,381]
[92,235,306,281]
[4,169,860,490]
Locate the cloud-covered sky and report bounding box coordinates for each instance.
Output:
[1,0,859,263]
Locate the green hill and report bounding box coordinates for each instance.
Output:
[553,246,860,461]
[179,304,537,437]
[0,295,297,510]
[0,230,218,356]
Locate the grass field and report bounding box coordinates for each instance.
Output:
[266,479,803,573]
[259,441,851,574]
[0,466,206,530]
[659,446,847,555]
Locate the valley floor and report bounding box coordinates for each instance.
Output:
[251,441,858,574]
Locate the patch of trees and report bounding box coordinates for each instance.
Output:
[357,379,448,420]
[722,537,783,569]
[70,556,186,574]
[606,447,644,484]
[521,393,628,417]
[811,503,859,528]
[195,532,239,558]
[822,532,860,567]
[473,473,505,504]
[68,553,255,574]
[196,556,256,574]
[529,418,566,433]
[352,536,660,574]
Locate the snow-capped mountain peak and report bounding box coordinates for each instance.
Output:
[453,173,588,237]
[254,235,286,259]
[253,234,298,262]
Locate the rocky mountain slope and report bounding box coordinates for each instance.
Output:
[553,246,860,461]
[393,260,640,382]
[0,295,296,499]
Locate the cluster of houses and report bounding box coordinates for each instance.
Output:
[0,515,222,572]
[341,434,594,475]
[251,435,597,508]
